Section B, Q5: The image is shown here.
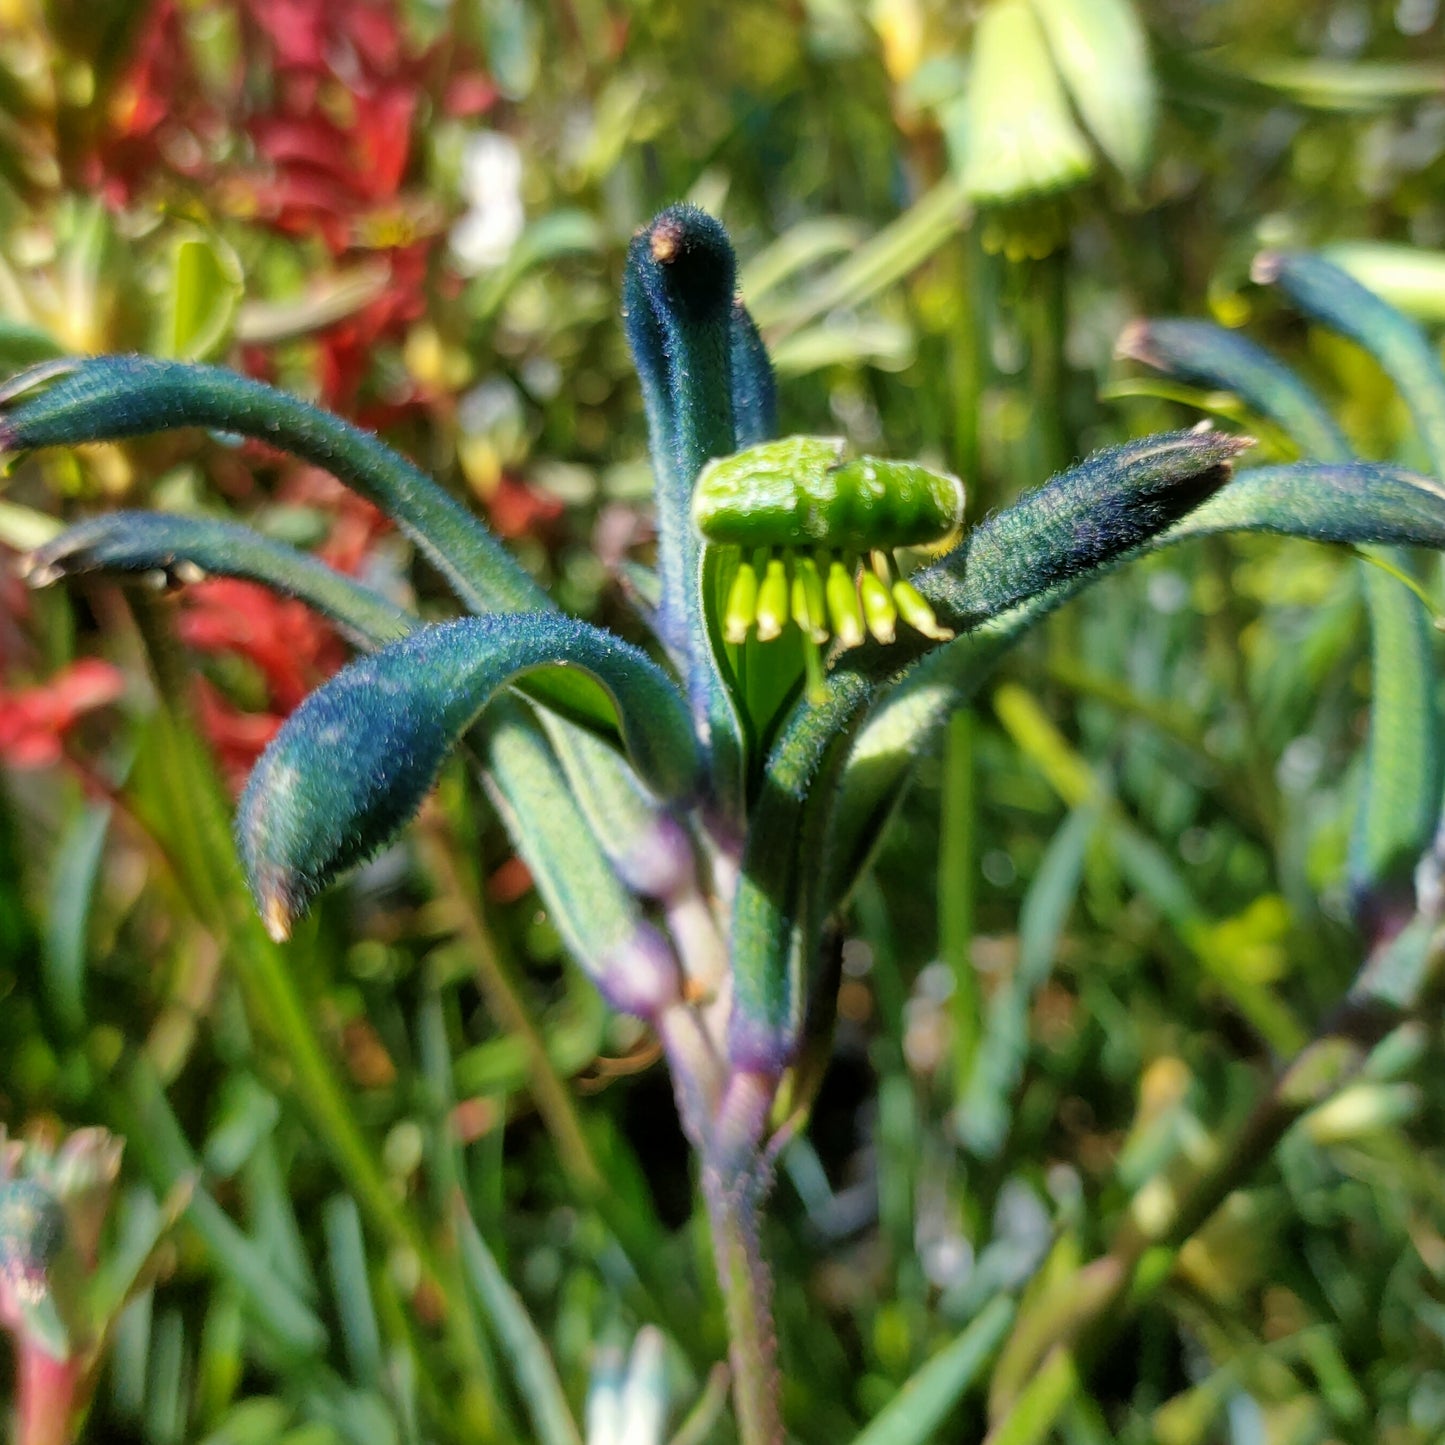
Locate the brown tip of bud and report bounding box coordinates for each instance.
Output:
[650,220,682,264]
[1113,319,1154,363]
[262,894,293,943]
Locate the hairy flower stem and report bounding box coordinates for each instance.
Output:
[658,1014,783,1444]
[706,1179,783,1445]
[708,1071,783,1445]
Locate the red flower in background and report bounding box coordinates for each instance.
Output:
[0,660,125,770]
[175,466,395,788]
[76,0,553,786]
[100,0,496,414]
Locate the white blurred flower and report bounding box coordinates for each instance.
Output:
[450,131,525,273]
[587,1327,668,1445]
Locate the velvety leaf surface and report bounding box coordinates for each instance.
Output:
[24,511,413,646]
[0,355,545,615]
[237,614,696,938]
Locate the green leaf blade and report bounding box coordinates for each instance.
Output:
[851,1296,1016,1445]
[454,1197,585,1445]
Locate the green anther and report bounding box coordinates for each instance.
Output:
[791,554,829,643]
[859,568,897,644]
[723,558,760,644]
[826,558,867,649]
[892,577,954,640]
[800,633,827,704]
[756,554,791,641]
[803,635,826,702]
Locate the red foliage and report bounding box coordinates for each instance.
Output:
[0,660,125,770]
[97,0,497,411]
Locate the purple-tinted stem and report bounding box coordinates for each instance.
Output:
[659,1015,783,1445]
[17,1345,86,1445]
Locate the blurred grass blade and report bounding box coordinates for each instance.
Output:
[852,1296,1016,1445]
[235,260,392,346]
[1322,242,1445,325]
[25,512,414,647]
[237,614,698,940]
[113,1054,329,1359]
[1254,251,1445,480]
[1030,0,1155,185]
[994,682,1305,1052]
[0,317,64,371]
[756,177,969,335]
[43,798,110,1039]
[0,498,63,550]
[985,1345,1082,1445]
[1351,565,1441,935]
[0,355,547,614]
[1116,319,1350,460]
[464,210,603,325]
[1207,54,1445,112]
[958,803,1102,1156]
[454,1195,585,1445]
[737,217,866,308]
[198,1400,293,1445]
[323,1195,384,1392]
[666,1364,731,1445]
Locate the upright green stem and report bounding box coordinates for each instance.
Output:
[659,1020,782,1445]
[706,1181,782,1445]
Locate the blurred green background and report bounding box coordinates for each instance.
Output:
[3,1,1445,1441]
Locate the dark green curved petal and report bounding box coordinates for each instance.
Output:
[1255,250,1445,480]
[914,429,1249,633]
[622,207,748,819]
[0,355,546,615]
[24,511,413,647]
[237,614,697,938]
